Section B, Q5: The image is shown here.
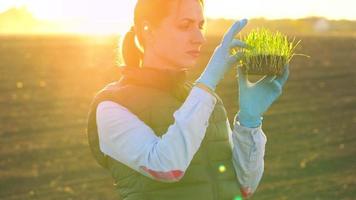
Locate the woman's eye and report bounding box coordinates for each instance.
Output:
[178,22,205,31]
[179,24,190,30]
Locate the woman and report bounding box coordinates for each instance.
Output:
[87,0,289,199]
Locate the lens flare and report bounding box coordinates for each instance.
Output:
[218,164,226,173]
[233,195,242,200]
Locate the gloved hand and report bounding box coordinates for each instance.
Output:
[195,19,248,91]
[237,64,290,128]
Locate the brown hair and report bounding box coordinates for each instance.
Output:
[119,0,204,68]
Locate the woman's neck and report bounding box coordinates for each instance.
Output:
[142,50,182,71]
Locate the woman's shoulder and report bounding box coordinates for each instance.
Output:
[92,80,180,108]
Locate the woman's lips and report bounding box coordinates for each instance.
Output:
[186,51,200,58]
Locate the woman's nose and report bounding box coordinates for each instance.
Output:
[191,28,206,45]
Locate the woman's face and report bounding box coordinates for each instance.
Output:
[144,0,206,69]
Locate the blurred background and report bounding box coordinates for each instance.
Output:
[0,0,355,199]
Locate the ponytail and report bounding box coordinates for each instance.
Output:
[120,26,143,68]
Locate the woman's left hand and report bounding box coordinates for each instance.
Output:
[195,19,248,91]
[236,64,290,128]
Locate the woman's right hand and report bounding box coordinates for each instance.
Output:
[195,18,248,91]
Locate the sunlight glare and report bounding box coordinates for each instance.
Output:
[0,0,355,35]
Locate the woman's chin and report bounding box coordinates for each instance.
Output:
[170,57,198,69]
[180,59,198,68]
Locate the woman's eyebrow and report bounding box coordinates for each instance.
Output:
[180,18,205,24]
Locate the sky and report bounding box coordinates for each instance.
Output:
[0,0,355,34]
[1,0,355,20]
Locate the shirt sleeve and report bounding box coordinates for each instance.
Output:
[96,86,217,183]
[227,115,267,198]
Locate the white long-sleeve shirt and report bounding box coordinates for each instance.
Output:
[96,86,267,198]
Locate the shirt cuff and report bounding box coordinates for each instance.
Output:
[233,114,263,133]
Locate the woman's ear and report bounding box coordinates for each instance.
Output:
[141,21,155,46]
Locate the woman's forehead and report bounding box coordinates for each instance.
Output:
[171,0,205,22]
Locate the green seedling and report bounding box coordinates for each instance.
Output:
[232,28,309,75]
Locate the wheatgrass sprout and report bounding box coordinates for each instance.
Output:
[232,28,308,75]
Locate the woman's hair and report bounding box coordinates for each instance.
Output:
[119,0,204,68]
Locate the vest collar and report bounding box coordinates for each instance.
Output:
[119,66,188,91]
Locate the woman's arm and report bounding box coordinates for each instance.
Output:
[227,114,267,199]
[96,86,217,183]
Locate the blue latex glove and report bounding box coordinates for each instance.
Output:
[195,19,248,91]
[237,64,290,128]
